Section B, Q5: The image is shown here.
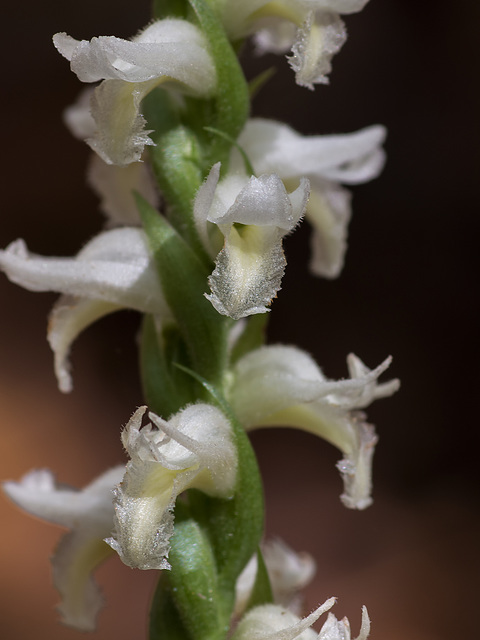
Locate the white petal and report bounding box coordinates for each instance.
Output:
[0,228,166,315]
[53,20,216,89]
[63,88,96,140]
[289,11,347,89]
[193,162,223,256]
[232,599,336,640]
[48,296,122,393]
[87,154,157,226]
[307,181,351,278]
[319,607,370,640]
[263,540,316,608]
[206,224,287,319]
[3,466,124,630]
[53,532,113,631]
[107,405,236,570]
[237,120,386,185]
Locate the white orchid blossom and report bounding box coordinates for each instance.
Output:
[232,598,336,640]
[194,162,309,319]
[53,19,217,165]
[232,599,370,640]
[106,404,237,570]
[235,539,316,617]
[229,346,399,509]
[0,228,169,392]
[3,466,124,631]
[217,0,369,88]
[232,119,386,278]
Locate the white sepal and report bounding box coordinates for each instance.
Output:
[0,228,169,391]
[3,466,124,631]
[106,404,236,570]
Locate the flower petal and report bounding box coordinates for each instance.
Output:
[0,228,166,314]
[232,599,336,640]
[307,181,351,278]
[237,120,386,185]
[48,296,122,393]
[289,11,347,89]
[87,153,157,226]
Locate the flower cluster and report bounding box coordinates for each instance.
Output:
[2,1,397,638]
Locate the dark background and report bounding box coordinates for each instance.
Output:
[1,1,478,639]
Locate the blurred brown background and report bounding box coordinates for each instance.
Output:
[1,1,478,638]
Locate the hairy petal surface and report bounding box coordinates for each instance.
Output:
[195,164,309,319]
[106,404,237,570]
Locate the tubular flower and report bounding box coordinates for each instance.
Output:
[217,0,370,88]
[53,19,217,165]
[106,404,237,570]
[3,466,124,631]
[229,345,399,509]
[0,228,169,392]
[232,119,386,278]
[232,600,370,640]
[193,162,309,319]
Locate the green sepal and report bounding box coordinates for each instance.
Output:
[150,573,190,640]
[244,548,273,612]
[186,0,250,170]
[140,315,195,417]
[137,194,229,388]
[143,89,207,256]
[229,314,269,365]
[167,518,229,640]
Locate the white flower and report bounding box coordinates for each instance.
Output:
[233,119,386,278]
[232,600,370,640]
[232,598,336,640]
[218,0,370,88]
[106,404,237,570]
[229,346,400,509]
[0,228,169,392]
[53,19,217,165]
[3,466,124,631]
[194,162,309,319]
[235,540,316,617]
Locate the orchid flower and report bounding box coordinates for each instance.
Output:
[3,466,124,631]
[194,162,309,319]
[217,0,370,88]
[229,346,399,509]
[0,228,169,392]
[53,19,217,165]
[235,540,316,617]
[232,599,370,640]
[232,119,386,278]
[106,404,237,570]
